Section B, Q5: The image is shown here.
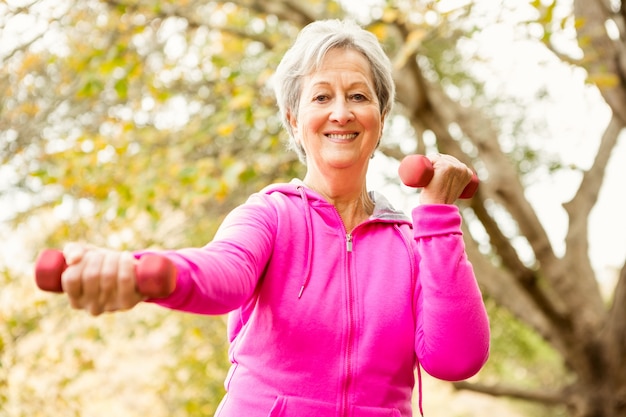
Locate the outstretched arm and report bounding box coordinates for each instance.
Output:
[140,193,277,315]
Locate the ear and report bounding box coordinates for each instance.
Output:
[287,110,298,136]
[379,111,387,138]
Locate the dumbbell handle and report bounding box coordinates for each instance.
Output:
[398,155,479,199]
[34,249,176,299]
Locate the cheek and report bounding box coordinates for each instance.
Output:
[363,112,383,137]
[298,109,326,137]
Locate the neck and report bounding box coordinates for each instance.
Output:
[302,172,373,232]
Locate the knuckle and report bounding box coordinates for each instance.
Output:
[88,303,103,316]
[119,295,140,311]
[61,268,82,297]
[104,302,121,313]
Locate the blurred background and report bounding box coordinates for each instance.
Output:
[1,0,625,416]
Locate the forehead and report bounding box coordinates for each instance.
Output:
[304,48,375,86]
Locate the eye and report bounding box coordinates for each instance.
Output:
[313,94,330,103]
[350,93,368,102]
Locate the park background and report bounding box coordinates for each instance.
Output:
[1,0,626,416]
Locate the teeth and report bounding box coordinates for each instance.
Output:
[327,133,357,140]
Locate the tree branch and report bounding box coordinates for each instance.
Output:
[416,81,593,321]
[469,195,571,331]
[461,220,569,356]
[604,259,626,377]
[622,1,626,33]
[453,380,567,406]
[423,79,560,267]
[416,73,626,347]
[564,113,624,220]
[282,0,320,23]
[228,0,317,27]
[562,114,624,317]
[573,0,626,124]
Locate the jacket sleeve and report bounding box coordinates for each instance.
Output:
[136,193,276,315]
[412,204,490,381]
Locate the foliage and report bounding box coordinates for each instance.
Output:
[1,0,298,414]
[2,0,625,416]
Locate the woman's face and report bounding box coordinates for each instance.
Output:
[289,48,384,173]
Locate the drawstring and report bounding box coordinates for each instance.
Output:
[395,223,424,416]
[297,186,314,298]
[417,362,424,416]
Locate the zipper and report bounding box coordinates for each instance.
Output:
[329,200,357,417]
[342,231,355,417]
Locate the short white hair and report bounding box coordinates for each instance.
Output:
[273,19,395,162]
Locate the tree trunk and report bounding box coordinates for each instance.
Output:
[383,2,626,416]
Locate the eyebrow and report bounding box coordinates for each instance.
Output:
[309,80,374,90]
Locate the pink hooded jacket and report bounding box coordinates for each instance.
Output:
[144,181,490,417]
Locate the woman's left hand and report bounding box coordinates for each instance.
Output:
[419,154,474,204]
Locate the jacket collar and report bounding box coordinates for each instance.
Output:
[261,179,411,224]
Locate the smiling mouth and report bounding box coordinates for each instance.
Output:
[325,133,359,140]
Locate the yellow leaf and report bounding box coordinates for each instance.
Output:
[228,91,254,110]
[369,23,388,41]
[393,29,427,70]
[587,72,620,89]
[382,8,399,23]
[217,122,236,136]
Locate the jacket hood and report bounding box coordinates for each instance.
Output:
[260,179,411,223]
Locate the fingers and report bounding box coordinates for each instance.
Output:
[117,251,144,311]
[421,153,473,204]
[82,250,105,314]
[61,246,87,309]
[63,242,89,265]
[429,154,473,182]
[98,250,122,313]
[61,246,141,316]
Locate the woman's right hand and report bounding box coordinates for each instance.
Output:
[419,154,474,205]
[61,243,144,316]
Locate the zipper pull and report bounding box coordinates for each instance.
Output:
[346,233,353,252]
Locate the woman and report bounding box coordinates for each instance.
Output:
[61,19,489,417]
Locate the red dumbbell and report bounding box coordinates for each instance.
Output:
[34,249,176,298]
[398,154,479,199]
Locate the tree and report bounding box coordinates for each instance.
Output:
[1,0,624,416]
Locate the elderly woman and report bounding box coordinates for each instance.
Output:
[60,19,489,417]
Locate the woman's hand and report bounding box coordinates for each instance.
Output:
[419,154,474,205]
[61,243,144,316]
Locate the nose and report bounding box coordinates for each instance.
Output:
[329,99,354,125]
